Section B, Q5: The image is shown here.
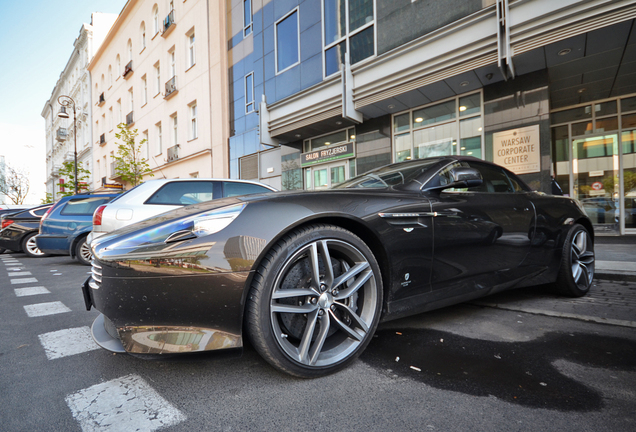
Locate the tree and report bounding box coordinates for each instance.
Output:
[112,123,153,187]
[57,161,91,197]
[0,163,30,204]
[41,193,54,204]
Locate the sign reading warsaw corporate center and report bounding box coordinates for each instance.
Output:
[493,125,540,174]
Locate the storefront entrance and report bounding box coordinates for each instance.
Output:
[304,161,349,190]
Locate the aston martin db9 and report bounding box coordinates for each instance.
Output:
[84,156,594,377]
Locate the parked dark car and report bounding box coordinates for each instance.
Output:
[36,193,120,265]
[0,208,26,253]
[0,205,53,257]
[85,157,594,378]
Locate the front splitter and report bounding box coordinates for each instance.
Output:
[91,314,126,353]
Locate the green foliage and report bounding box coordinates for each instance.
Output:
[41,193,54,204]
[58,161,91,197]
[112,123,154,187]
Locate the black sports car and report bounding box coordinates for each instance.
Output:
[0,204,53,256]
[85,156,594,377]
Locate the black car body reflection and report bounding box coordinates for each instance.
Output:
[85,157,595,377]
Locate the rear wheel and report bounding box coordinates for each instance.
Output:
[246,224,383,378]
[554,224,594,297]
[22,232,47,258]
[75,236,92,266]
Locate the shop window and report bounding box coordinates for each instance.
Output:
[621,96,636,113]
[595,100,617,117]
[595,117,618,133]
[551,106,591,124]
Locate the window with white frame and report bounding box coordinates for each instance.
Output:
[190,103,197,139]
[243,0,252,37]
[142,130,149,161]
[156,122,162,154]
[109,107,113,131]
[155,62,161,95]
[108,65,112,87]
[275,9,299,74]
[117,99,122,125]
[245,72,254,113]
[140,22,146,50]
[392,92,483,162]
[128,88,134,112]
[127,39,133,62]
[323,0,375,77]
[188,32,195,68]
[116,55,121,76]
[153,5,159,35]
[142,75,147,105]
[169,49,176,78]
[172,114,178,145]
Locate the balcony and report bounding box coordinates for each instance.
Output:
[123,60,133,78]
[162,10,175,37]
[164,76,178,99]
[126,111,134,126]
[98,92,105,106]
[167,144,179,162]
[99,133,106,145]
[56,128,68,142]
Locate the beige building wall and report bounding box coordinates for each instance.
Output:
[88,0,228,190]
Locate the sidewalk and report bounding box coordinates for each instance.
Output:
[595,235,636,282]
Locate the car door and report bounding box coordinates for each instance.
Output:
[428,161,535,294]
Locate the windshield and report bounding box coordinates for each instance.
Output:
[108,185,140,203]
[333,158,443,189]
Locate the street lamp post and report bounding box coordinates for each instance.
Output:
[57,95,78,195]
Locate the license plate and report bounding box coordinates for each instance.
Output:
[81,276,93,311]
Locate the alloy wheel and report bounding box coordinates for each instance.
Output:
[80,240,92,263]
[270,239,378,367]
[25,236,45,256]
[571,229,594,291]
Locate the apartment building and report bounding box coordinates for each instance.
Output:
[228,0,636,235]
[42,13,117,200]
[88,0,228,190]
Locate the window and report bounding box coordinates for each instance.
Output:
[128,88,134,112]
[275,9,299,74]
[169,49,176,77]
[109,107,113,131]
[116,55,121,77]
[127,39,133,61]
[155,63,161,95]
[156,122,162,154]
[172,114,178,145]
[143,130,149,161]
[140,22,146,49]
[323,0,375,77]
[243,0,252,37]
[146,181,218,205]
[117,99,122,125]
[108,65,112,87]
[223,182,271,197]
[142,75,147,105]
[61,197,112,216]
[466,162,514,193]
[190,103,198,139]
[153,5,159,35]
[245,73,254,113]
[188,32,196,67]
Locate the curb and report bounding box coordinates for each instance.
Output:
[594,272,636,283]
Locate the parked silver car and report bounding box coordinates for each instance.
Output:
[88,178,276,245]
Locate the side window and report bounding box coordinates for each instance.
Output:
[467,163,514,193]
[61,197,112,216]
[223,182,272,197]
[32,207,51,216]
[504,171,530,192]
[145,181,215,205]
[428,162,463,189]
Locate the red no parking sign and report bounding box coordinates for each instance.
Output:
[591,182,603,190]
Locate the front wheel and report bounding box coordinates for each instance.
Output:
[246,224,383,378]
[22,232,47,258]
[75,236,92,266]
[553,224,594,297]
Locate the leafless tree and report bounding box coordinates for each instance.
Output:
[0,164,30,204]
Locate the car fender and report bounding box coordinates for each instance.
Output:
[69,228,92,258]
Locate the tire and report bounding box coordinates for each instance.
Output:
[246,224,383,378]
[22,232,47,258]
[75,236,92,266]
[553,224,594,297]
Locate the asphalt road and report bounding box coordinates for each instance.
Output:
[1,253,635,431]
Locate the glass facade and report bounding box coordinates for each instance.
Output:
[392,92,483,163]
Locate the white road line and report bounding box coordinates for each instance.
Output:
[23,301,71,317]
[38,327,100,360]
[10,277,38,284]
[14,286,51,297]
[2,261,20,265]
[8,271,32,277]
[65,374,186,432]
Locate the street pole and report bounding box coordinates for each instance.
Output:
[57,95,79,195]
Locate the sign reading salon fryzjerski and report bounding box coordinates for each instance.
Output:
[493,125,540,174]
[301,142,355,167]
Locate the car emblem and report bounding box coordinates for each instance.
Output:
[405,273,410,281]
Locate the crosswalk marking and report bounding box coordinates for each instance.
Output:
[39,327,100,360]
[24,301,71,317]
[65,374,186,432]
[14,286,51,297]
[10,277,38,284]
[8,271,32,277]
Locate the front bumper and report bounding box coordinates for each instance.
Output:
[84,259,250,355]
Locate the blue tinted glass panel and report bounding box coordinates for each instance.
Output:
[350,25,374,64]
[349,0,373,32]
[325,41,345,76]
[324,0,346,45]
[276,11,299,72]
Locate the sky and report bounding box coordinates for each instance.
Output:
[0,0,127,205]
